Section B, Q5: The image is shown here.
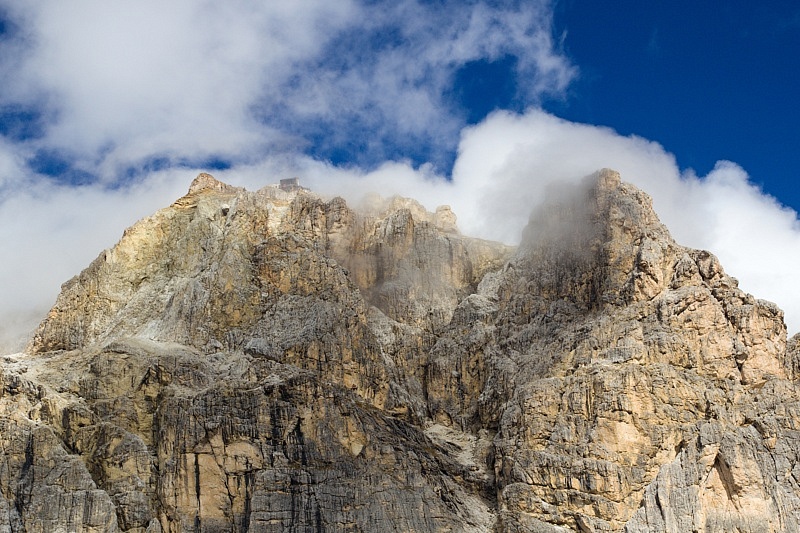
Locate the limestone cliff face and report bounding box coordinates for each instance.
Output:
[485,171,796,532]
[2,170,799,532]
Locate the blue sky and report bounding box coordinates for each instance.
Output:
[1,0,800,349]
[549,1,800,211]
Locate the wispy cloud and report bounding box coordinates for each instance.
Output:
[0,0,573,180]
[1,1,361,178]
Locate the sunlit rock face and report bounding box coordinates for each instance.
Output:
[3,170,800,532]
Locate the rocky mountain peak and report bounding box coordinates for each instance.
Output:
[186,171,239,195]
[516,167,672,309]
[4,170,800,532]
[29,173,509,357]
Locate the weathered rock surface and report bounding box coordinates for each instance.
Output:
[2,169,800,532]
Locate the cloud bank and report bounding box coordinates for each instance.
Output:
[1,1,799,350]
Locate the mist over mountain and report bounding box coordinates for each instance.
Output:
[2,170,800,532]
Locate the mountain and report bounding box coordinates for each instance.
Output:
[2,169,800,532]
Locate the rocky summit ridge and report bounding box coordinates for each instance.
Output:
[3,169,800,532]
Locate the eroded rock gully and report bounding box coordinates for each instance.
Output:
[2,169,799,532]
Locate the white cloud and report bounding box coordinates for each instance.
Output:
[448,110,688,243]
[4,0,360,173]
[694,162,800,313]
[0,138,27,190]
[0,0,572,177]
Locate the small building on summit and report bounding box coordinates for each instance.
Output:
[280,178,301,191]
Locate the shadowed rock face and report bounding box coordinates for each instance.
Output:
[3,169,800,532]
